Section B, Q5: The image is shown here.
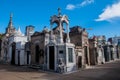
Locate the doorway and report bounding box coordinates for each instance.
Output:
[78,56,82,68]
[110,50,113,60]
[84,46,88,64]
[18,51,20,65]
[116,47,119,58]
[35,45,40,63]
[11,43,16,65]
[49,46,55,70]
[27,51,30,64]
[95,48,98,64]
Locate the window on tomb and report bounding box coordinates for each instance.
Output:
[68,48,73,63]
[59,50,63,54]
[118,39,120,46]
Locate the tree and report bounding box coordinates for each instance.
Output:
[0,34,3,39]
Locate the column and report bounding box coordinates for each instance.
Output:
[66,24,70,43]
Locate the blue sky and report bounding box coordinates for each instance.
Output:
[0,0,120,38]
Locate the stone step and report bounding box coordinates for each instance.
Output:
[29,64,42,69]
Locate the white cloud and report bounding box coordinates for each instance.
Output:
[66,0,94,10]
[95,1,120,21]
[66,4,76,10]
[80,0,94,7]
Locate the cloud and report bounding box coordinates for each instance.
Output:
[80,0,94,7]
[66,0,94,10]
[66,4,76,10]
[95,1,120,21]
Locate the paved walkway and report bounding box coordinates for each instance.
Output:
[0,60,120,80]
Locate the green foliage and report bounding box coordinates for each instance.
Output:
[0,34,3,39]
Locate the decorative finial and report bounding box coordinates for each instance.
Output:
[10,13,13,23]
[10,13,13,18]
[58,8,61,16]
[18,26,22,35]
[8,13,13,28]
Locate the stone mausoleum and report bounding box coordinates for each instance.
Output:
[46,8,76,73]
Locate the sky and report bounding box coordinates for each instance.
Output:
[0,0,120,38]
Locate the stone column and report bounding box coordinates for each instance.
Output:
[50,24,55,42]
[87,46,90,66]
[66,24,70,43]
[59,17,63,43]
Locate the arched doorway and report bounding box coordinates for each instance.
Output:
[35,45,39,63]
[11,42,16,65]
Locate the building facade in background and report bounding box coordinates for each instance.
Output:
[0,14,16,62]
[69,26,89,68]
